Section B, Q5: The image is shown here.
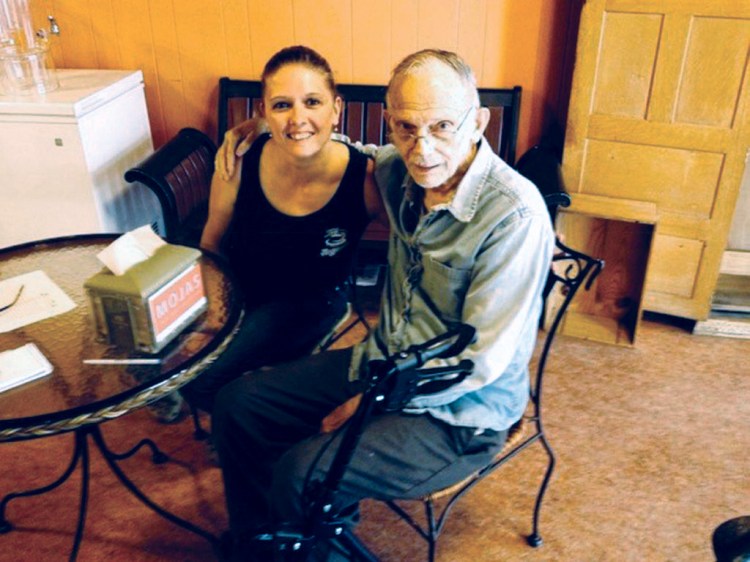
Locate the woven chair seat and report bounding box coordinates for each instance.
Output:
[425,417,528,502]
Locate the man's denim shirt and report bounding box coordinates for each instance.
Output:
[350,139,554,432]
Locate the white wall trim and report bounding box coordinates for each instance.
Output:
[720,250,750,276]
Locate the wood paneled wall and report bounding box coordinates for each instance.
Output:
[30,0,578,153]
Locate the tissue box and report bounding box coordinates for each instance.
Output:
[84,245,208,353]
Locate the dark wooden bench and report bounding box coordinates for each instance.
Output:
[216,77,523,266]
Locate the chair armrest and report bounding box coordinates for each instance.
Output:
[124,128,217,245]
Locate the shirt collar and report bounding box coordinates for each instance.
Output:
[403,138,493,222]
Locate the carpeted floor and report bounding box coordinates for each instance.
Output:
[1,313,748,561]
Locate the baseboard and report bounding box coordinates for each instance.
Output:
[720,250,750,276]
[693,312,750,339]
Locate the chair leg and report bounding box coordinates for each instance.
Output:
[527,432,556,547]
[425,499,438,562]
[190,402,210,441]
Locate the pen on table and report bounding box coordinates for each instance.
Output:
[0,284,24,313]
[83,358,161,365]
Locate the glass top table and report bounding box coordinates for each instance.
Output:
[0,233,244,559]
[0,233,243,440]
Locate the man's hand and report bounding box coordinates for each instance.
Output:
[320,394,362,433]
[215,118,266,181]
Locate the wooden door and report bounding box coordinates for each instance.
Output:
[562,0,750,320]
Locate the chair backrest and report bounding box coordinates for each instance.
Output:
[217,77,522,165]
[217,78,263,146]
[124,127,216,246]
[478,86,522,167]
[535,238,602,406]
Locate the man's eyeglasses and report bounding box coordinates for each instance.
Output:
[390,106,476,145]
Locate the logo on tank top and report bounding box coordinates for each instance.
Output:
[320,228,348,257]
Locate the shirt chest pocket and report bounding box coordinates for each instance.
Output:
[420,257,471,323]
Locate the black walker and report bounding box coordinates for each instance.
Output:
[251,324,478,561]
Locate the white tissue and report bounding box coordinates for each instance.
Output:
[96,225,167,276]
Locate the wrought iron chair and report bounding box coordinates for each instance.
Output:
[379,237,602,561]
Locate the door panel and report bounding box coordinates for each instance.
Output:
[647,235,703,297]
[592,12,661,118]
[580,139,723,217]
[675,17,750,128]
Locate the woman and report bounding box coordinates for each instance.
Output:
[177,45,382,416]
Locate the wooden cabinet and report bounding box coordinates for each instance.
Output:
[561,0,750,321]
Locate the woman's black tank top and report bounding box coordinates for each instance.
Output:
[224,133,370,304]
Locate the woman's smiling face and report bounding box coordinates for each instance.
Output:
[262,63,341,159]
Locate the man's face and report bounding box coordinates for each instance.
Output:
[386,61,486,190]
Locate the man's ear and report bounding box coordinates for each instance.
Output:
[472,107,491,143]
[383,109,392,136]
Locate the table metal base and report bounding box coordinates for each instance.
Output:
[0,425,218,561]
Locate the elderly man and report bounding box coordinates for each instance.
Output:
[213,48,554,561]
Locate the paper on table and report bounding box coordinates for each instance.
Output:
[0,270,76,333]
[0,342,54,393]
[96,225,167,276]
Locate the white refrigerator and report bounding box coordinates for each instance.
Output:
[0,68,161,249]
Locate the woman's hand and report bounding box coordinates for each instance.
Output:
[215,118,267,180]
[320,393,362,433]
